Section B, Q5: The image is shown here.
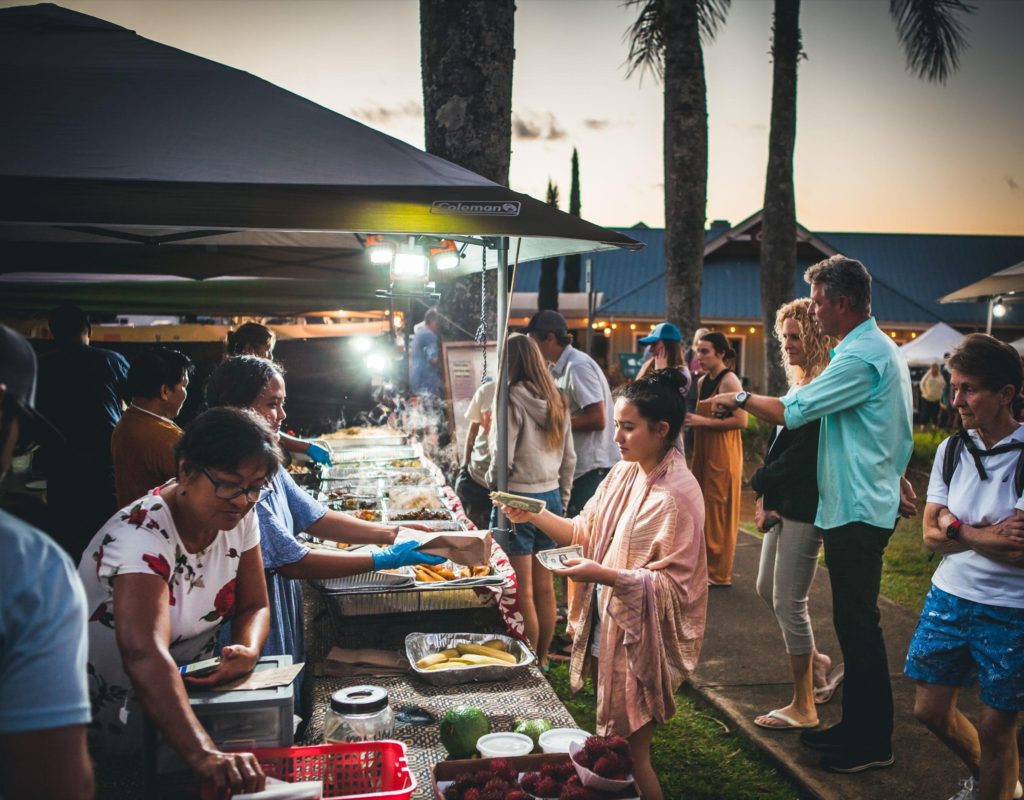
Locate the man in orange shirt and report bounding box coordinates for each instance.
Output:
[111,349,193,507]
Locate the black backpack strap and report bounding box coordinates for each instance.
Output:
[942,430,968,487]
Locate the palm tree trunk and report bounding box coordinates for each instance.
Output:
[760,0,800,396]
[663,0,708,343]
[420,0,514,340]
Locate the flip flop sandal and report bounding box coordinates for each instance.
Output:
[815,662,846,705]
[753,709,819,730]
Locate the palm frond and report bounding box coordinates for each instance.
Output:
[697,0,731,44]
[623,0,664,82]
[622,0,731,82]
[890,0,975,84]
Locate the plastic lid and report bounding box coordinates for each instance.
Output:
[330,685,389,714]
[539,727,591,753]
[476,732,534,758]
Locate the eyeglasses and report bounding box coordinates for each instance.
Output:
[201,468,273,503]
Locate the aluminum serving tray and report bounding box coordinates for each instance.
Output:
[405,632,534,686]
[324,431,407,450]
[382,469,435,489]
[310,567,414,592]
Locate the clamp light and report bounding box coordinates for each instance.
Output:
[365,234,396,266]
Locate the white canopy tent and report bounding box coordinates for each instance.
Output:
[899,322,964,368]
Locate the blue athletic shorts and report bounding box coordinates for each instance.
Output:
[490,488,561,556]
[905,585,1024,711]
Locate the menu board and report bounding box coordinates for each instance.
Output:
[442,340,498,459]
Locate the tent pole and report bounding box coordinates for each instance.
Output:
[495,237,510,530]
[987,298,994,335]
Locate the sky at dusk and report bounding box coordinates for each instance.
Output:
[6,0,1022,235]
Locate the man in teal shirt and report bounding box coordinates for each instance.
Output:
[716,255,914,774]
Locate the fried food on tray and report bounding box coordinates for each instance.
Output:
[390,508,450,521]
[412,563,491,582]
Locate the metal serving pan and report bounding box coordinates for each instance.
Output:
[405,632,534,686]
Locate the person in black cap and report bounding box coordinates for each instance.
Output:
[524,310,619,519]
[0,323,95,800]
[35,304,130,558]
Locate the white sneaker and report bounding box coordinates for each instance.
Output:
[948,777,978,800]
[948,776,1024,800]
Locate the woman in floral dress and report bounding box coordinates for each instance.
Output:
[79,407,277,795]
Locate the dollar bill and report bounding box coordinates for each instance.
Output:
[489,491,546,514]
[536,545,583,570]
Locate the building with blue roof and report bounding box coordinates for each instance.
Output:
[510,211,1024,391]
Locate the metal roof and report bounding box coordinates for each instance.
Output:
[515,226,1024,325]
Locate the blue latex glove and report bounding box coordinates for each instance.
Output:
[305,441,332,465]
[371,539,446,571]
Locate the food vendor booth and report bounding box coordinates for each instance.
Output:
[0,4,644,798]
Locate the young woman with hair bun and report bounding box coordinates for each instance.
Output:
[686,331,747,586]
[495,368,708,800]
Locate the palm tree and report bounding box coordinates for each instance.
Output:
[420,0,515,341]
[759,0,974,394]
[625,0,731,345]
[539,180,561,310]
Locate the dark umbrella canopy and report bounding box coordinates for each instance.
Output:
[0,3,641,290]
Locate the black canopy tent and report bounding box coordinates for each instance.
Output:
[1,2,643,500]
[0,3,641,291]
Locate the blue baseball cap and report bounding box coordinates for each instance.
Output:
[638,322,682,344]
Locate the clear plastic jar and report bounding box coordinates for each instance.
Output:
[324,685,394,743]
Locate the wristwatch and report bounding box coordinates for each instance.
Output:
[735,391,750,409]
[945,517,962,541]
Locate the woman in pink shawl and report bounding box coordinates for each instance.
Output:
[497,369,707,800]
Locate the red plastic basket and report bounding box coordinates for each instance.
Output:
[249,740,416,800]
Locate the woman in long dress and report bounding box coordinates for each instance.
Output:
[496,369,707,800]
[686,331,746,586]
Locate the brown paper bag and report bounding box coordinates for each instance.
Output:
[396,528,492,567]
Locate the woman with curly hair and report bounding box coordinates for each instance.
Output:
[752,298,842,730]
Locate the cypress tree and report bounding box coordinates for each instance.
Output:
[539,180,560,310]
[562,148,581,292]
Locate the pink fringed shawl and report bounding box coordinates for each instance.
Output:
[567,447,708,735]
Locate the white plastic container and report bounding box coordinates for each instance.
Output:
[539,727,591,754]
[476,731,534,758]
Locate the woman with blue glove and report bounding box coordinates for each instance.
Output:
[206,356,441,700]
[226,322,334,467]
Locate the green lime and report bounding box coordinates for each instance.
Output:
[514,718,553,752]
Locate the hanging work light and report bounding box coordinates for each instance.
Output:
[993,297,1008,318]
[365,234,396,266]
[430,239,460,271]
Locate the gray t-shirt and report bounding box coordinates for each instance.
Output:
[464,380,496,487]
[550,345,619,478]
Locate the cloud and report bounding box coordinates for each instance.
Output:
[512,111,566,141]
[1007,175,1022,195]
[350,101,423,125]
[583,118,610,130]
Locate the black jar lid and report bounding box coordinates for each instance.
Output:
[330,685,389,714]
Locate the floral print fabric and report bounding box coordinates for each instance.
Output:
[78,487,259,755]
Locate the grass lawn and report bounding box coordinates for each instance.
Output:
[544,661,806,800]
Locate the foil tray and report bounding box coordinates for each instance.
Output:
[320,583,501,618]
[405,631,534,686]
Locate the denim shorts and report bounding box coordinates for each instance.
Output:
[905,585,1024,711]
[490,488,562,556]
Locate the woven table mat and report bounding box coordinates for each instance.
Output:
[302,668,579,799]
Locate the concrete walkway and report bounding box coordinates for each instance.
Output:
[689,529,999,800]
